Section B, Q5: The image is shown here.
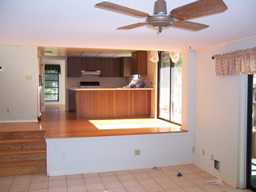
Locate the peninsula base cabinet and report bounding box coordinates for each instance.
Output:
[68,90,76,112]
[75,89,152,119]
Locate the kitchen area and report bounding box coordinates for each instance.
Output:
[68,50,155,119]
[40,48,157,120]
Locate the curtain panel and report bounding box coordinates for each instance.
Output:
[214,47,256,76]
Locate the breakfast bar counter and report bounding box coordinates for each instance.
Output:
[71,88,153,119]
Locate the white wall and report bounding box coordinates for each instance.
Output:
[46,132,194,176]
[193,37,256,187]
[43,59,66,105]
[0,45,38,122]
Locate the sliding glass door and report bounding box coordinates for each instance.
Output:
[158,51,182,124]
[247,74,256,190]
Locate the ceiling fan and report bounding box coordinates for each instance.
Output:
[95,0,228,33]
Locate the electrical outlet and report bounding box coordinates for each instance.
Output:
[192,147,195,153]
[211,154,214,161]
[135,149,140,156]
[202,150,205,156]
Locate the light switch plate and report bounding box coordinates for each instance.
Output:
[26,75,34,80]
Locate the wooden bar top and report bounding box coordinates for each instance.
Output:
[71,88,154,91]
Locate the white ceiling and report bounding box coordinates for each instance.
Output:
[1,0,256,54]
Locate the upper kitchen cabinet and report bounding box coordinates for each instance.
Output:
[131,51,147,75]
[67,57,81,77]
[100,58,122,77]
[81,58,100,71]
[111,58,122,77]
[121,57,131,77]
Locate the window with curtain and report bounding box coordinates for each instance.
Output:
[158,52,182,124]
[44,65,60,102]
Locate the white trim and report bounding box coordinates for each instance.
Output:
[237,75,248,189]
[47,160,193,177]
[0,120,38,123]
[45,131,194,143]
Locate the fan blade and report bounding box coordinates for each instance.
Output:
[172,21,209,31]
[170,0,228,21]
[117,22,148,30]
[95,1,149,17]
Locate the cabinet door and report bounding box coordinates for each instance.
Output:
[121,57,131,77]
[112,58,121,77]
[137,51,147,75]
[69,90,76,112]
[131,52,138,75]
[81,58,100,71]
[67,57,81,77]
[131,51,147,75]
[100,58,112,77]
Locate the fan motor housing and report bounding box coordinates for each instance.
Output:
[147,15,174,28]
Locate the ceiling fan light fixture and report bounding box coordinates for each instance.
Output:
[147,15,174,32]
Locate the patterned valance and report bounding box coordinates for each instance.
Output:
[45,64,61,74]
[213,47,256,76]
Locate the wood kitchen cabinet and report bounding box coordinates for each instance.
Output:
[69,89,76,112]
[75,88,152,119]
[131,51,147,75]
[100,58,122,77]
[67,57,81,77]
[81,58,100,71]
[111,58,122,77]
[121,57,131,77]
[67,57,126,77]
[100,58,112,77]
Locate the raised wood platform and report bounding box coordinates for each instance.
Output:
[0,130,46,176]
[0,105,184,139]
[0,105,185,176]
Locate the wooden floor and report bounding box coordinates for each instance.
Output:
[0,105,186,139]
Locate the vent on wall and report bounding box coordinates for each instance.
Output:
[214,160,220,170]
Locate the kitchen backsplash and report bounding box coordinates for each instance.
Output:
[67,76,128,89]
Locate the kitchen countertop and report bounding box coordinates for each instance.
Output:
[71,88,154,91]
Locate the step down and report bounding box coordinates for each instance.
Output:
[0,161,46,176]
[0,149,46,163]
[0,138,46,150]
[0,131,45,140]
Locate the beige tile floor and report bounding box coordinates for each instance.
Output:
[0,164,252,192]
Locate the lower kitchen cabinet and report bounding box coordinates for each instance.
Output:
[74,88,152,119]
[69,89,76,112]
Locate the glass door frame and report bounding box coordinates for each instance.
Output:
[157,51,181,126]
[247,74,256,190]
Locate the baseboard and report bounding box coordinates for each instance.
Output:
[193,161,237,187]
[47,160,193,177]
[0,120,38,123]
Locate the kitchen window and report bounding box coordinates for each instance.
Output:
[157,51,182,125]
[44,64,60,102]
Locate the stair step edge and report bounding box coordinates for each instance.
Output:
[0,149,46,155]
[0,160,46,168]
[0,138,45,143]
